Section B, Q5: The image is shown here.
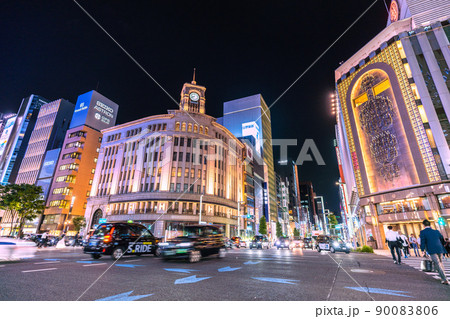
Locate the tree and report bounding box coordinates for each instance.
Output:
[0,184,45,237]
[293,228,300,237]
[258,216,267,235]
[328,213,338,235]
[72,216,86,233]
[276,221,283,238]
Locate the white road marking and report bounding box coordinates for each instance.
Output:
[22,268,57,273]
[0,265,5,268]
[83,263,107,267]
[34,261,61,265]
[81,258,92,261]
[124,259,141,263]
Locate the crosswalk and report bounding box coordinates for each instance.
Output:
[401,257,450,281]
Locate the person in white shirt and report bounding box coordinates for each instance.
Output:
[385,225,402,264]
[398,231,410,258]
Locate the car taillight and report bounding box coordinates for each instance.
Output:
[104,234,112,243]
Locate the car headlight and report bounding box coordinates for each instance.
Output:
[276,241,280,245]
[333,242,340,248]
[177,242,193,248]
[346,243,352,248]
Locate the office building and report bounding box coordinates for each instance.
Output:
[335,0,450,248]
[40,91,118,235]
[0,95,50,184]
[221,94,277,237]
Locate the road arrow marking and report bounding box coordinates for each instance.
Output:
[96,290,153,301]
[218,266,241,272]
[174,275,211,284]
[115,264,144,268]
[345,287,413,298]
[76,261,102,264]
[244,261,261,265]
[252,277,299,284]
[164,268,199,274]
[44,258,63,261]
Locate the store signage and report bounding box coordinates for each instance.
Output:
[390,0,399,23]
[99,218,107,223]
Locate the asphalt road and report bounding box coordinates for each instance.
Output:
[0,247,449,301]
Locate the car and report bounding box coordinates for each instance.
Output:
[64,236,82,246]
[249,235,270,249]
[330,238,351,254]
[315,235,332,252]
[159,224,226,263]
[290,236,304,249]
[83,222,160,260]
[303,237,313,249]
[0,238,37,260]
[275,237,291,249]
[231,237,247,248]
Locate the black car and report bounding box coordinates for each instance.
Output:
[330,238,351,254]
[275,237,291,249]
[303,237,313,249]
[249,235,270,249]
[159,225,226,263]
[83,222,159,260]
[315,235,350,254]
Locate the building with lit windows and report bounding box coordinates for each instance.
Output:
[335,0,450,249]
[40,91,118,235]
[220,94,277,238]
[84,79,245,238]
[0,95,49,184]
[15,99,74,185]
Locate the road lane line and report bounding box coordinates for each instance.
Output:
[83,263,107,267]
[124,259,142,263]
[0,265,5,268]
[81,258,92,261]
[22,268,57,273]
[34,261,61,265]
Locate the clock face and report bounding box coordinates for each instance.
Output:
[189,92,200,102]
[390,0,399,23]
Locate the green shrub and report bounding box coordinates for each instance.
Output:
[352,245,374,253]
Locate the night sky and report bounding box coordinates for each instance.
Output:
[0,1,391,215]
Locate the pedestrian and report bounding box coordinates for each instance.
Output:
[39,232,49,248]
[385,225,402,264]
[419,219,449,285]
[398,231,410,258]
[444,238,450,258]
[409,233,420,257]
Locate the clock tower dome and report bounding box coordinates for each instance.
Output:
[179,69,206,114]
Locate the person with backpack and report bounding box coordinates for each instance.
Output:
[398,231,410,258]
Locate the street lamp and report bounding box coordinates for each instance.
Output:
[198,194,205,224]
[237,201,245,237]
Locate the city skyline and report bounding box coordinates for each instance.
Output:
[0,1,392,214]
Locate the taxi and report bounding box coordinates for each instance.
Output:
[83,222,159,260]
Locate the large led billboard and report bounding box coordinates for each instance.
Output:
[38,148,61,179]
[0,116,17,157]
[70,90,118,131]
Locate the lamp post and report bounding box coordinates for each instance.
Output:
[198,194,205,224]
[237,201,245,237]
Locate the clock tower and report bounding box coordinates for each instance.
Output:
[179,69,206,114]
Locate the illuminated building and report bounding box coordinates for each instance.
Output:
[0,95,50,184]
[220,94,278,237]
[299,181,317,233]
[84,79,245,238]
[335,0,450,248]
[0,113,17,159]
[15,99,74,185]
[40,91,118,235]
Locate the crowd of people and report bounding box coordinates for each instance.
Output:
[385,220,449,285]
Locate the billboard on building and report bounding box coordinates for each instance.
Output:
[70,91,118,131]
[38,148,61,179]
[0,116,16,157]
[349,68,418,193]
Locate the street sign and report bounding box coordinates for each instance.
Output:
[99,218,107,223]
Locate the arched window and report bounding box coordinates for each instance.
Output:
[188,123,192,132]
[205,127,209,135]
[200,126,203,134]
[175,122,180,131]
[181,122,186,131]
[91,209,103,228]
[194,124,198,133]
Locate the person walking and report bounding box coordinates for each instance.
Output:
[444,238,450,259]
[420,219,449,285]
[409,234,420,257]
[38,232,49,248]
[399,231,410,258]
[385,225,402,264]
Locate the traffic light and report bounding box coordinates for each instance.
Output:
[437,217,445,226]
